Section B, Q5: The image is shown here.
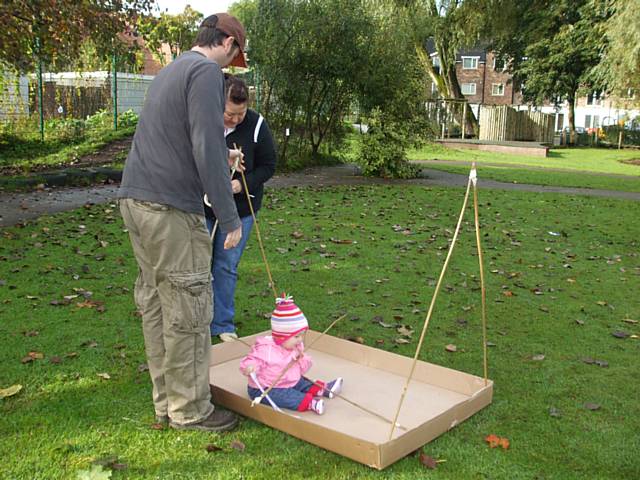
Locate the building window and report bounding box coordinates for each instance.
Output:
[461,83,477,95]
[432,55,441,74]
[587,92,602,106]
[462,57,479,69]
[493,57,506,71]
[491,83,504,96]
[585,115,592,128]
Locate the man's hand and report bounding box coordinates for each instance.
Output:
[228,148,245,172]
[231,179,242,194]
[224,225,242,249]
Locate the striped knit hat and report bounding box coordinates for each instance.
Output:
[271,294,308,345]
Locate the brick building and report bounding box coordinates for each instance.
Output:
[427,40,638,131]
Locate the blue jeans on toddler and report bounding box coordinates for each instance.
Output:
[248,377,321,411]
[206,215,254,336]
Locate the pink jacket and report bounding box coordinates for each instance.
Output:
[239,336,312,389]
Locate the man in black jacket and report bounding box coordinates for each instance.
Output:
[205,75,277,342]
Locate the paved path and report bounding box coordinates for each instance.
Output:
[2,165,639,227]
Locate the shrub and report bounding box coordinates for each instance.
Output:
[355,108,420,179]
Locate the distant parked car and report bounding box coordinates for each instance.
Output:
[562,126,586,134]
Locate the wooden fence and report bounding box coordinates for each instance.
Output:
[479,105,554,143]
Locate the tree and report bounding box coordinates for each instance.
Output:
[592,0,640,100]
[393,0,488,136]
[0,0,153,72]
[137,6,203,66]
[491,0,608,142]
[238,0,375,167]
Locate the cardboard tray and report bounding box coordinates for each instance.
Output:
[209,330,493,470]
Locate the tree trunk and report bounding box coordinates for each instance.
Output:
[567,92,576,144]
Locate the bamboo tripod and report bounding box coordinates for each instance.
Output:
[387,163,488,440]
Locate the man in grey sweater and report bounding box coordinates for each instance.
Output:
[118,13,247,432]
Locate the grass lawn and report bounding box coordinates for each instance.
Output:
[1,185,639,479]
[418,163,640,193]
[0,127,134,173]
[408,144,640,176]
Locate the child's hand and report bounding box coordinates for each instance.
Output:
[241,365,255,376]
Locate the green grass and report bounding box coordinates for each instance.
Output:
[408,144,640,176]
[0,127,135,172]
[419,163,640,193]
[1,186,639,479]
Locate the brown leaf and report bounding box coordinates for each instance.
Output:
[498,438,510,449]
[97,372,111,380]
[23,330,39,337]
[530,354,545,361]
[291,231,304,239]
[49,356,62,364]
[419,452,438,469]
[584,402,601,411]
[150,423,165,430]
[445,344,457,352]
[396,325,413,336]
[230,440,245,452]
[394,337,411,344]
[205,444,223,452]
[622,318,638,324]
[502,290,514,297]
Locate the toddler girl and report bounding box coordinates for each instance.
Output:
[239,296,342,414]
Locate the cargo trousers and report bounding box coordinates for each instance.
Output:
[119,198,214,425]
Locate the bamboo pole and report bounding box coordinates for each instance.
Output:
[388,174,473,440]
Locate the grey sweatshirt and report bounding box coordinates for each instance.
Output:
[118,51,240,233]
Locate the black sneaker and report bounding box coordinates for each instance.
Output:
[169,409,238,432]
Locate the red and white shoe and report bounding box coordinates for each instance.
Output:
[310,398,325,415]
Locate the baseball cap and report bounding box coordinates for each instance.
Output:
[201,13,247,68]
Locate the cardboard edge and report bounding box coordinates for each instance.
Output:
[378,382,494,469]
[211,385,383,468]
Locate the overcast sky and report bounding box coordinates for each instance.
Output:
[153,0,236,16]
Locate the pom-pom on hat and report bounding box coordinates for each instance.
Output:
[271,294,308,345]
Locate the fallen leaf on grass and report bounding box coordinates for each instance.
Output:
[445,344,457,352]
[395,337,411,344]
[21,351,44,363]
[49,356,62,364]
[396,325,413,336]
[530,354,545,361]
[23,330,39,337]
[205,444,223,452]
[485,434,510,449]
[0,384,23,399]
[230,440,245,452]
[97,373,111,380]
[622,318,638,324]
[549,407,562,418]
[346,336,365,344]
[611,331,630,339]
[419,452,438,469]
[584,403,601,411]
[150,423,165,430]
